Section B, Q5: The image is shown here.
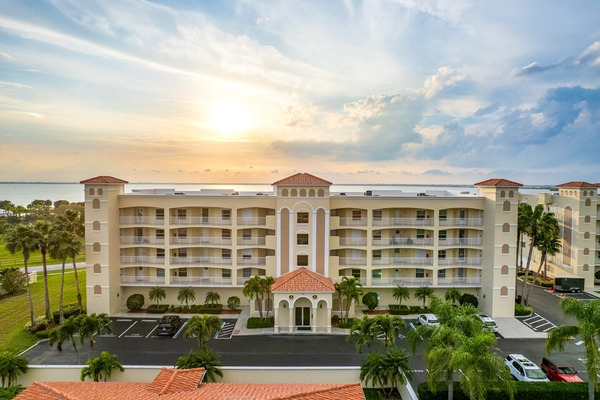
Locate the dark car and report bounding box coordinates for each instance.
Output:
[541,357,582,382]
[156,315,182,336]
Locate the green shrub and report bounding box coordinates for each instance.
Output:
[389,305,410,315]
[227,296,241,310]
[146,304,169,314]
[338,318,358,329]
[460,293,479,308]
[52,303,82,323]
[0,385,24,399]
[24,316,49,332]
[247,317,274,329]
[536,278,554,287]
[0,268,26,295]
[126,293,145,312]
[515,302,533,316]
[409,306,424,314]
[190,304,201,313]
[35,327,55,339]
[199,305,222,314]
[362,291,379,311]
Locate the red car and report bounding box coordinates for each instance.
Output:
[541,357,583,382]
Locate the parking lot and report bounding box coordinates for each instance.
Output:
[99,317,237,340]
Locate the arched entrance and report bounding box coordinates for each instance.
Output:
[294,297,312,330]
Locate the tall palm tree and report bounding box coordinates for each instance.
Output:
[519,204,544,303]
[516,202,529,271]
[204,291,220,307]
[149,286,167,307]
[33,220,53,321]
[4,224,37,329]
[360,349,413,397]
[0,351,28,388]
[415,286,434,308]
[546,298,600,400]
[56,209,85,311]
[338,276,363,321]
[262,276,275,317]
[185,314,222,351]
[372,315,406,350]
[392,285,410,307]
[242,276,265,319]
[176,349,224,382]
[177,287,196,308]
[77,313,112,356]
[49,316,80,356]
[80,351,124,382]
[49,229,78,323]
[347,316,377,354]
[444,288,461,305]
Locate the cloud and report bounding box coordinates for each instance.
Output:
[420,66,466,99]
[424,169,450,176]
[0,51,14,60]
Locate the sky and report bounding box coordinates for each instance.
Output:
[0,0,599,185]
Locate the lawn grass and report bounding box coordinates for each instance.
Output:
[0,241,85,269]
[0,269,86,353]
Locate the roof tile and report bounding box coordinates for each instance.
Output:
[80,176,129,184]
[272,173,332,186]
[271,268,336,292]
[556,181,596,188]
[474,178,522,187]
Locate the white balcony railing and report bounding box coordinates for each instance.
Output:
[437,257,482,266]
[371,257,434,266]
[438,238,482,246]
[237,237,267,246]
[437,277,481,287]
[170,257,232,266]
[120,216,165,225]
[339,218,368,227]
[170,276,233,286]
[236,276,267,286]
[169,217,232,226]
[237,217,266,226]
[372,218,434,227]
[120,236,165,245]
[370,277,433,287]
[438,218,483,227]
[170,236,232,246]
[120,256,165,265]
[372,238,434,246]
[338,237,368,246]
[237,257,266,266]
[120,276,166,285]
[334,277,368,286]
[338,257,368,266]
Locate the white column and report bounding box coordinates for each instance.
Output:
[312,210,317,271]
[288,303,294,333]
[326,306,332,334]
[324,210,330,277]
[276,210,281,277]
[311,305,318,333]
[274,305,280,334]
[289,210,294,269]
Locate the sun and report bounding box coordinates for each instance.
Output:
[206,103,254,138]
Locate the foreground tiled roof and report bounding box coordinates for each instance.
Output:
[556,181,596,188]
[271,268,336,292]
[272,173,332,186]
[474,178,522,187]
[147,368,204,394]
[80,176,129,184]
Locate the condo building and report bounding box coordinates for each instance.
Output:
[81,173,528,332]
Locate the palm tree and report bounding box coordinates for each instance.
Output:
[0,351,28,388]
[242,276,266,319]
[444,288,461,305]
[56,209,85,311]
[371,315,406,350]
[177,287,196,308]
[49,229,78,323]
[49,315,80,356]
[415,286,434,308]
[392,285,410,307]
[176,349,223,382]
[546,298,600,400]
[338,276,363,321]
[4,224,37,329]
[347,316,377,353]
[80,351,124,382]
[204,291,220,308]
[33,220,53,321]
[185,314,222,351]
[360,349,413,397]
[149,286,167,307]
[516,202,529,271]
[262,276,275,317]
[519,204,544,303]
[77,313,112,356]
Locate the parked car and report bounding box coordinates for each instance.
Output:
[476,313,498,333]
[417,313,440,327]
[156,315,182,336]
[505,354,549,382]
[540,357,583,382]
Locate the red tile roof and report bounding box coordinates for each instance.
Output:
[271,268,336,292]
[474,178,522,187]
[556,181,596,188]
[80,176,129,184]
[272,173,332,186]
[147,368,204,394]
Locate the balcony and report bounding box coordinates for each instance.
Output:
[237,237,267,246]
[237,217,266,226]
[120,276,166,286]
[339,218,368,227]
[372,218,434,227]
[372,238,434,247]
[170,236,232,246]
[338,237,368,246]
[237,257,266,266]
[437,277,481,287]
[120,236,165,245]
[338,257,368,266]
[170,276,233,287]
[438,257,482,266]
[236,276,267,286]
[370,277,433,287]
[120,216,165,226]
[334,277,368,286]
[438,238,482,246]
[170,256,232,266]
[169,217,232,226]
[372,257,434,266]
[120,256,165,265]
[438,218,483,227]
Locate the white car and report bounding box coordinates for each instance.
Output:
[417,313,440,327]
[504,354,549,382]
[476,313,498,333]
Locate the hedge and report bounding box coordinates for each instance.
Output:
[247,317,274,329]
[146,304,169,314]
[52,303,83,323]
[389,305,410,315]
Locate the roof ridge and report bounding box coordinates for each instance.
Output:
[32,381,81,400]
[271,383,360,399]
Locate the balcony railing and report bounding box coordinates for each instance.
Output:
[372,218,434,227]
[120,276,166,285]
[438,238,482,246]
[236,276,267,286]
[120,256,165,265]
[170,257,233,266]
[339,218,368,227]
[438,257,482,266]
[170,276,233,286]
[338,257,368,266]
[334,277,368,286]
[237,217,266,226]
[438,218,483,227]
[120,216,165,225]
[237,257,266,266]
[120,236,165,245]
[338,237,368,246]
[370,277,433,287]
[170,237,232,246]
[237,237,267,246]
[437,277,481,287]
[371,257,434,266]
[169,217,232,226]
[372,238,434,247]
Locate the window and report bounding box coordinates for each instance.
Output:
[156,268,165,277]
[309,189,315,197]
[94,285,102,295]
[222,269,231,278]
[503,201,511,212]
[92,198,100,209]
[157,249,165,258]
[352,210,362,221]
[502,244,509,254]
[297,254,308,266]
[97,188,103,195]
[372,269,381,278]
[500,190,506,198]
[501,265,509,275]
[222,230,231,239]
[93,242,101,252]
[585,198,591,207]
[438,250,446,259]
[502,223,510,232]
[583,264,590,272]
[178,248,187,258]
[437,269,446,278]
[584,232,590,239]
[417,229,425,239]
[243,268,251,278]
[583,248,590,255]
[177,209,186,219]
[178,228,187,238]
[178,268,187,277]
[438,230,447,240]
[373,250,381,260]
[318,189,324,197]
[297,233,309,245]
[93,221,100,231]
[500,286,508,296]
[373,210,382,221]
[221,209,231,220]
[416,210,425,220]
[297,212,309,224]
[93,263,101,274]
[222,249,231,259]
[373,230,381,240]
[439,210,447,221]
[415,268,424,278]
[300,189,306,197]
[351,269,361,278]
[282,189,288,197]
[89,188,95,196]
[156,229,164,239]
[291,189,298,197]
[243,229,252,240]
[156,208,164,220]
[458,248,465,260]
[584,215,591,223]
[509,190,514,198]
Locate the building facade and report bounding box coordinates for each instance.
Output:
[81,173,524,327]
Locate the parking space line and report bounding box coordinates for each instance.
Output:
[146,324,158,338]
[118,321,137,338]
[116,319,132,322]
[173,321,188,339]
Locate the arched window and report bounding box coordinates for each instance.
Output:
[309,189,315,197]
[501,244,509,254]
[282,189,288,197]
[500,286,508,296]
[509,190,514,198]
[318,189,324,197]
[584,215,591,223]
[585,198,591,207]
[583,248,590,256]
[300,189,306,197]
[502,200,511,212]
[502,223,510,232]
[97,188,103,196]
[583,191,588,196]
[501,265,509,275]
[92,198,100,209]
[89,188,95,195]
[93,242,101,252]
[93,263,101,273]
[584,232,590,239]
[500,190,506,198]
[291,189,298,197]
[92,221,100,231]
[94,285,102,295]
[583,264,590,272]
